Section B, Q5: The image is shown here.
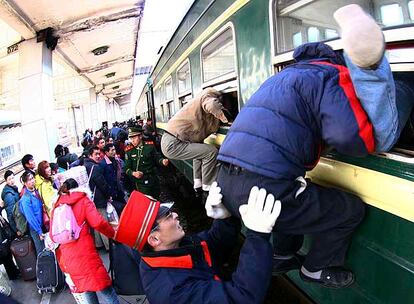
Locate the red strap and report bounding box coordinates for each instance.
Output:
[142,255,193,269]
[201,241,221,281]
[200,241,212,267]
[311,61,375,153]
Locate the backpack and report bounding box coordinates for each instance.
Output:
[13,199,27,235]
[49,200,84,245]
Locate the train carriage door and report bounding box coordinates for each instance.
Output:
[201,23,239,125]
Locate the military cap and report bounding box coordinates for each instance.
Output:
[128,126,143,138]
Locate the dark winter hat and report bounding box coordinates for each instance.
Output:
[4,170,13,181]
[128,126,143,138]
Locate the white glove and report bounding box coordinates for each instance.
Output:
[205,181,231,219]
[239,186,281,233]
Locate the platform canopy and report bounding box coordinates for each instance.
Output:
[0,0,144,107]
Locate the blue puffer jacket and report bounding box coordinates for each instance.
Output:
[218,42,375,180]
[1,184,19,215]
[140,218,272,304]
[19,188,43,235]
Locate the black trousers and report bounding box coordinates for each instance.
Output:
[0,252,19,280]
[217,162,365,271]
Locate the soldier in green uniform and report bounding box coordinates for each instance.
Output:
[125,126,169,198]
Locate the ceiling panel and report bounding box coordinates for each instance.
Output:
[6,0,144,105]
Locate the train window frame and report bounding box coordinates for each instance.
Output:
[269,0,414,163]
[269,0,414,65]
[160,104,165,122]
[410,1,414,20]
[179,93,193,108]
[166,100,175,119]
[176,59,192,97]
[154,85,163,107]
[200,22,238,87]
[164,76,173,102]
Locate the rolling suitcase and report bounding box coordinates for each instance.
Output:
[36,249,65,293]
[109,240,144,295]
[10,236,36,281]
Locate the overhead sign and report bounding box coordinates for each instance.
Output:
[7,43,19,55]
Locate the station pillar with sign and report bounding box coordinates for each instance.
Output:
[18,38,58,162]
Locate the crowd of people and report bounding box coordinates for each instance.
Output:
[0,116,164,303]
[0,4,413,304]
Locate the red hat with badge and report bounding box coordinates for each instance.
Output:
[115,191,160,251]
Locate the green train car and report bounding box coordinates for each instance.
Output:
[136,0,414,303]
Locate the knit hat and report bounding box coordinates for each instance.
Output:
[4,170,13,181]
[334,4,384,68]
[115,191,160,251]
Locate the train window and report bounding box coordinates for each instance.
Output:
[154,88,161,106]
[380,4,403,26]
[179,94,192,108]
[201,26,236,83]
[177,60,192,95]
[160,104,165,121]
[166,101,175,119]
[307,27,320,42]
[165,77,173,101]
[207,80,239,125]
[293,32,302,48]
[270,0,414,55]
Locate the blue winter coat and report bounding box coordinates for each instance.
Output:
[1,185,19,215]
[140,218,272,304]
[19,189,43,235]
[99,156,123,199]
[218,42,375,181]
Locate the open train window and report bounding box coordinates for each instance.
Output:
[269,0,414,56]
[179,94,192,108]
[166,101,175,119]
[208,80,239,125]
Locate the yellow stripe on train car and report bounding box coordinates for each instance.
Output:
[153,0,250,90]
[307,158,414,223]
[157,122,414,223]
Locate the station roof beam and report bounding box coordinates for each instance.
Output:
[0,0,145,106]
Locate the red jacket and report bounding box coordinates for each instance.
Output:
[54,189,115,293]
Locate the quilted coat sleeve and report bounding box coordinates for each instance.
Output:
[317,63,375,156]
[83,198,115,239]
